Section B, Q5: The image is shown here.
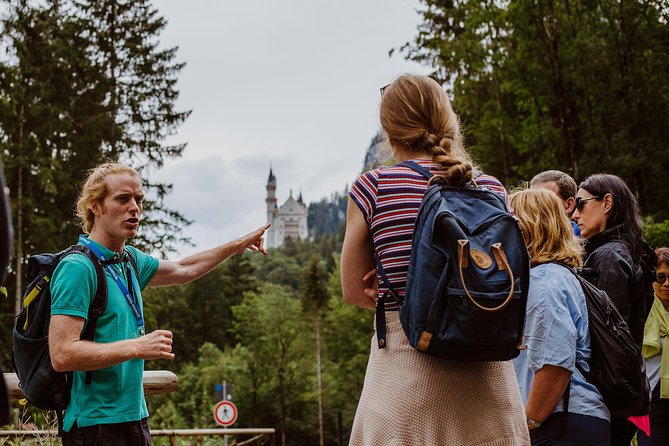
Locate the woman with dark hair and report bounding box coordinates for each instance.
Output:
[340,74,529,445]
[572,173,656,446]
[638,247,669,446]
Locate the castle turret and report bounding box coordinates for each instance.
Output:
[266,166,278,248]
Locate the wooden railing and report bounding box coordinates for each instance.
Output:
[2,372,275,445]
[152,428,275,445]
[3,370,179,398]
[0,428,276,445]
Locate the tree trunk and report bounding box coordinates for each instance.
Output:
[316,317,324,446]
[13,105,24,316]
[278,351,287,446]
[540,1,578,176]
[494,77,510,183]
[108,2,118,158]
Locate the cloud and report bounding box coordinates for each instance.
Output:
[150,0,430,256]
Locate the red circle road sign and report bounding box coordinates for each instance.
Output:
[213,400,238,427]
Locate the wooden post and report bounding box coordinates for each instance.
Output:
[3,370,178,400]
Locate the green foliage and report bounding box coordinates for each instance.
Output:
[401,0,669,218]
[73,0,193,255]
[307,189,348,238]
[0,0,190,363]
[644,217,669,250]
[301,255,329,315]
[0,0,113,253]
[251,249,304,290]
[321,257,373,443]
[144,235,371,445]
[0,0,191,255]
[149,283,320,445]
[144,254,257,368]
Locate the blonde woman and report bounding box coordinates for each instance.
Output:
[340,74,529,445]
[511,189,610,445]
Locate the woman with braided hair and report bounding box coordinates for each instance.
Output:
[341,74,529,445]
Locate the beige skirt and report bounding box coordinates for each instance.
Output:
[349,312,530,446]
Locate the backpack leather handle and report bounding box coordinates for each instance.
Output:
[457,240,515,312]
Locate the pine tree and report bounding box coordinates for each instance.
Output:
[0,0,113,335]
[301,255,329,446]
[0,0,192,363]
[72,0,192,253]
[401,0,669,216]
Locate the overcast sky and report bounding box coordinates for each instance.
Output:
[151,0,428,257]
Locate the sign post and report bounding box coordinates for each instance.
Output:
[214,399,238,446]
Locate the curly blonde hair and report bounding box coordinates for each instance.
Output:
[76,163,140,234]
[510,188,583,268]
[380,74,474,186]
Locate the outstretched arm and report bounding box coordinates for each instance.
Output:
[49,315,174,372]
[148,222,270,287]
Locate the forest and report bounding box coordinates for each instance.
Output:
[1,0,669,445]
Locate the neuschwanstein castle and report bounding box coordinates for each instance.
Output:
[265,167,308,248]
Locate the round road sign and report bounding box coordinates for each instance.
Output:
[213,400,238,427]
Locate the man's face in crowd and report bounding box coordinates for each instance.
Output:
[92,173,144,244]
[531,181,575,216]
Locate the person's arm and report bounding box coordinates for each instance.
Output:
[49,315,174,372]
[341,198,376,310]
[525,365,572,427]
[522,266,581,426]
[149,222,270,287]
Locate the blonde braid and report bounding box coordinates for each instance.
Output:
[380,74,476,186]
[426,131,472,187]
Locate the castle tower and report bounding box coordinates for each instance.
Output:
[265,167,308,249]
[266,167,277,248]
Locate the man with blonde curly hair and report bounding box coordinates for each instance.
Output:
[49,162,269,445]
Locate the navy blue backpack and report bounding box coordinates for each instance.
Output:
[376,161,530,361]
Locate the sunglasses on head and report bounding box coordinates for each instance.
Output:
[380,84,391,97]
[656,274,669,284]
[574,195,603,212]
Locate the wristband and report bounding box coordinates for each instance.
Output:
[526,417,542,429]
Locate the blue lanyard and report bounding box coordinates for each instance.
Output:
[79,236,145,335]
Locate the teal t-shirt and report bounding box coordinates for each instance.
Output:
[50,239,159,431]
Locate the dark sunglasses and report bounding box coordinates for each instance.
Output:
[574,195,603,212]
[380,84,391,97]
[656,274,669,284]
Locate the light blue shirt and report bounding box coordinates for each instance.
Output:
[512,263,610,422]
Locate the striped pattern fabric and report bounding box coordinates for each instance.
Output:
[349,159,509,311]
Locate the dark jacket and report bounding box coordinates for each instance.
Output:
[583,225,656,347]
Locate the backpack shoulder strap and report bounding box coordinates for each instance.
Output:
[375,161,435,349]
[549,262,594,379]
[397,160,433,180]
[124,248,139,279]
[65,245,108,340]
[64,245,108,385]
